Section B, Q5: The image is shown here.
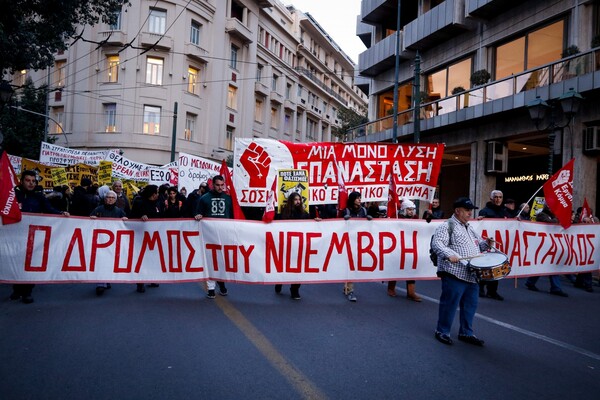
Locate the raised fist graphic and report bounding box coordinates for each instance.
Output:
[240,142,272,187]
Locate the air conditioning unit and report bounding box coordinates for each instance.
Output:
[485,141,508,174]
[584,126,600,153]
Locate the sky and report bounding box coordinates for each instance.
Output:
[286,0,366,64]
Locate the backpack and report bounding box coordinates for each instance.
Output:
[429,219,456,267]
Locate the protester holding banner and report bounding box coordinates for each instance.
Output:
[164,187,183,218]
[570,206,598,293]
[524,205,569,297]
[182,182,208,218]
[111,180,130,216]
[422,198,444,222]
[131,184,163,293]
[90,190,128,296]
[477,190,511,301]
[432,197,491,346]
[46,185,71,213]
[10,170,70,304]
[387,198,422,302]
[274,192,311,300]
[194,175,231,298]
[342,191,371,302]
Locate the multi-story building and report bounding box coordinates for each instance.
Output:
[352,0,600,212]
[14,0,366,165]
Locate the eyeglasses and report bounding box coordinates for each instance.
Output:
[105,196,117,199]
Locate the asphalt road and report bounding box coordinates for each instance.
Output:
[1,276,599,400]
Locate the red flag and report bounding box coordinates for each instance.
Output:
[0,152,22,224]
[262,176,277,223]
[543,158,574,229]
[580,197,592,223]
[219,160,245,220]
[387,173,399,219]
[335,156,347,218]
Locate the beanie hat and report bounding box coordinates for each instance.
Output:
[401,198,416,210]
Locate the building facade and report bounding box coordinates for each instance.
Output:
[14,0,366,165]
[353,0,600,213]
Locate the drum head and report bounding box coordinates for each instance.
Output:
[469,252,507,268]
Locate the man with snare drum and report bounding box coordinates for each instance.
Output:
[432,197,492,346]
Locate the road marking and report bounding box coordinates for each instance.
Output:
[213,295,329,400]
[415,291,600,361]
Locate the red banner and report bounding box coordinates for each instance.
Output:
[0,152,22,225]
[234,139,444,206]
[543,158,574,229]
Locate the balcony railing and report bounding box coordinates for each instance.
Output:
[346,48,599,141]
[295,67,348,106]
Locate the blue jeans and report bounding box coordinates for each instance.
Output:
[436,274,479,336]
[526,275,563,292]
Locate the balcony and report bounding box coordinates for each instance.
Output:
[139,32,173,50]
[184,43,210,63]
[358,32,412,77]
[295,67,348,106]
[361,0,394,25]
[403,0,470,51]
[97,30,127,46]
[466,0,522,19]
[255,81,270,97]
[225,18,253,44]
[346,49,600,142]
[356,16,372,48]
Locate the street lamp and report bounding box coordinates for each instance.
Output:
[527,88,583,174]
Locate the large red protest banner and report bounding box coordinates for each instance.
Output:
[234,139,444,206]
[1,215,597,284]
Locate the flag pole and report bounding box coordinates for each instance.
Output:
[515,185,544,219]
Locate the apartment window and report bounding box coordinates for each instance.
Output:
[297,84,303,97]
[285,83,292,99]
[104,103,117,132]
[495,20,564,80]
[53,61,66,87]
[107,55,119,83]
[225,126,234,151]
[188,66,199,94]
[109,10,122,30]
[146,57,163,85]
[190,21,201,45]
[184,113,196,141]
[143,105,161,134]
[256,65,263,82]
[227,85,237,109]
[307,118,317,141]
[271,75,278,91]
[231,0,244,22]
[230,45,239,69]
[255,98,264,123]
[148,9,166,34]
[51,107,64,134]
[284,112,291,134]
[270,106,279,129]
[296,112,303,133]
[426,57,471,98]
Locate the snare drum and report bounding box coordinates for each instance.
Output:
[468,251,511,281]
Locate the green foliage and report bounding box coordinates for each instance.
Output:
[470,69,491,86]
[561,45,580,58]
[333,105,368,139]
[0,0,129,74]
[0,78,53,159]
[451,86,466,95]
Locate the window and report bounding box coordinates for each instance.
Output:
[107,55,119,83]
[148,9,166,34]
[230,45,239,69]
[297,84,303,97]
[51,107,64,134]
[255,98,264,122]
[231,0,244,22]
[256,65,263,82]
[104,103,117,132]
[285,82,292,99]
[188,66,199,94]
[495,20,564,80]
[227,85,237,109]
[270,106,279,129]
[307,118,317,141]
[109,10,122,30]
[284,112,291,134]
[190,20,201,45]
[53,61,66,87]
[146,57,163,85]
[271,75,278,91]
[425,57,471,98]
[143,105,161,134]
[225,126,234,150]
[184,113,196,140]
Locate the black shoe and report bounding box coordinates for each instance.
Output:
[149,283,160,288]
[479,290,486,298]
[21,295,34,304]
[136,284,146,293]
[525,283,539,292]
[550,290,568,297]
[207,289,216,299]
[106,283,112,289]
[290,288,301,300]
[486,293,504,301]
[274,284,282,294]
[9,292,21,301]
[96,287,105,296]
[218,283,228,296]
[435,331,453,345]
[458,334,485,346]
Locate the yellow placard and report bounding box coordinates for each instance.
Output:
[50,167,68,187]
[98,161,113,186]
[276,169,309,214]
[530,197,545,221]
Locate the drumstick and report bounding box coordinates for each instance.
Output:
[482,236,503,245]
[453,254,484,261]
